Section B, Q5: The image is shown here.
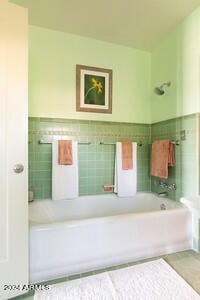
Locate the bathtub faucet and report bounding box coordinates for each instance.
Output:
[156,180,176,191]
[158,192,168,197]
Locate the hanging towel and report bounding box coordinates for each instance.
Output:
[114,142,137,197]
[58,140,73,165]
[151,140,175,179]
[52,141,78,200]
[168,142,175,167]
[122,141,133,170]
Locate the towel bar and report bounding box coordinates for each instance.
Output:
[151,140,180,146]
[38,140,91,145]
[171,140,180,145]
[99,141,143,146]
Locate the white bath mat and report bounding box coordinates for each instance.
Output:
[34,259,200,300]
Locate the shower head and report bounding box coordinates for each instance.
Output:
[154,82,171,95]
[154,86,165,95]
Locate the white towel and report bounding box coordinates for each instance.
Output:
[114,142,137,197]
[52,141,79,200]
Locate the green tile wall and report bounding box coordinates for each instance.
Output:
[29,118,151,200]
[151,114,198,200]
[29,114,199,201]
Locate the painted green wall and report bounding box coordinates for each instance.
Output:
[29,4,200,125]
[29,26,151,123]
[151,6,200,123]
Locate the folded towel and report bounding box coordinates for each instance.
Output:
[58,140,73,165]
[151,140,175,179]
[122,141,133,170]
[52,141,78,200]
[114,142,137,197]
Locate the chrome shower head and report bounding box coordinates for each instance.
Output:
[154,86,165,95]
[154,82,171,95]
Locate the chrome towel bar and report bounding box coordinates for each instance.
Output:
[38,140,91,145]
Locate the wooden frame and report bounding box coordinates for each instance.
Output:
[76,65,112,113]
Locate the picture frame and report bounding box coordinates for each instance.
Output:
[76,65,112,113]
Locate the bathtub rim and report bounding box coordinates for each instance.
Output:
[29,203,188,231]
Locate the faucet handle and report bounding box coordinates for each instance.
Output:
[171,183,176,190]
[168,183,176,190]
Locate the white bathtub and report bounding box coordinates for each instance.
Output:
[29,192,192,283]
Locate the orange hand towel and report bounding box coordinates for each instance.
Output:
[168,142,175,167]
[151,140,175,179]
[58,140,73,165]
[122,142,133,170]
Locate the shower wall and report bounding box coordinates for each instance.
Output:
[29,117,151,200]
[29,114,199,201]
[151,113,199,200]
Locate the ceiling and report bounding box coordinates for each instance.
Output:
[11,0,200,51]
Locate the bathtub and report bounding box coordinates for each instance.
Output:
[29,192,192,283]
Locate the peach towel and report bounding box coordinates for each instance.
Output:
[151,140,175,179]
[58,140,73,165]
[122,142,133,170]
[168,142,175,167]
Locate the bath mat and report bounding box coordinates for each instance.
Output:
[34,259,200,300]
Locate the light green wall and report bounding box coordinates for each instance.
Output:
[29,4,200,125]
[29,5,200,124]
[151,6,200,123]
[29,26,151,123]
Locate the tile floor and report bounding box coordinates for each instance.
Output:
[11,250,200,299]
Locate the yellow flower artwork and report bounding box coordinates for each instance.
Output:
[76,64,112,114]
[84,75,105,105]
[91,78,103,94]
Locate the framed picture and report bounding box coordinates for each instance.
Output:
[76,65,112,113]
